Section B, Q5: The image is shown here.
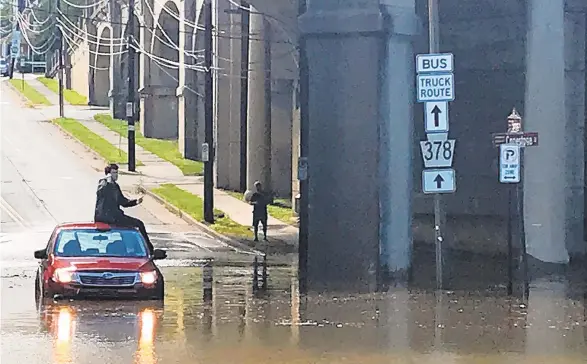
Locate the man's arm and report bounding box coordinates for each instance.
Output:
[115,183,139,208]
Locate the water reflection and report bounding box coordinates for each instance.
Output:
[53,306,74,364]
[40,302,161,364]
[135,309,156,364]
[18,266,585,363]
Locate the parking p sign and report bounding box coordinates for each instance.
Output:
[499,144,520,183]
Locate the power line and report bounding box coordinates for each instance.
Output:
[0,1,297,45]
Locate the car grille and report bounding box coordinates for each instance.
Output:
[78,273,137,286]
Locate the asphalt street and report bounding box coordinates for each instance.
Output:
[1,79,587,364]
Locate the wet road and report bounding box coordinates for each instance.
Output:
[2,81,587,363]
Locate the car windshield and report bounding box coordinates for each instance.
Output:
[54,228,148,258]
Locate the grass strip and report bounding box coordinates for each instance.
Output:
[52,117,133,165]
[94,114,204,176]
[152,184,253,238]
[37,77,88,105]
[8,79,51,105]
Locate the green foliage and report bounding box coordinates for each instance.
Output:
[13,0,92,53]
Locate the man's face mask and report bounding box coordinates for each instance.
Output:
[110,170,119,181]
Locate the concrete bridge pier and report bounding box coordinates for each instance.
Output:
[139,0,154,136]
[94,26,112,107]
[178,0,202,160]
[220,0,248,191]
[379,1,419,281]
[246,10,271,192]
[300,1,378,292]
[524,0,587,265]
[214,0,234,187]
[109,0,125,119]
[266,0,298,198]
[86,20,98,105]
[141,1,180,139]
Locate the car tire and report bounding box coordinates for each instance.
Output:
[151,282,164,300]
[34,275,49,309]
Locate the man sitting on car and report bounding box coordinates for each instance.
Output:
[94,163,154,254]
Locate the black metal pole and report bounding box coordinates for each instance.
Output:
[9,0,24,79]
[203,0,214,223]
[518,149,528,299]
[428,0,446,291]
[57,0,64,118]
[507,184,513,295]
[126,0,136,171]
[239,1,249,192]
[297,0,309,295]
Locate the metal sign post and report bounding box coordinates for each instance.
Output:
[495,108,537,298]
[417,0,456,290]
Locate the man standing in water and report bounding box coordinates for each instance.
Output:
[249,181,268,242]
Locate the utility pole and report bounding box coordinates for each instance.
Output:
[427,0,445,290]
[297,0,309,294]
[203,0,214,223]
[9,0,25,79]
[56,0,64,117]
[126,0,136,171]
[239,0,250,192]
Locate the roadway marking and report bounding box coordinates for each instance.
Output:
[0,197,26,227]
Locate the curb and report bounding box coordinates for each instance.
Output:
[51,121,141,176]
[136,185,263,256]
[4,80,37,108]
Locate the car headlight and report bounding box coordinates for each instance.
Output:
[52,268,76,283]
[140,271,157,285]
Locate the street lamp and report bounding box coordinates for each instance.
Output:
[507,108,522,134]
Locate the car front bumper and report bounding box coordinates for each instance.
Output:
[47,281,160,300]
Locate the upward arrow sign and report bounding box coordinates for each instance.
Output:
[434,174,444,188]
[431,105,441,127]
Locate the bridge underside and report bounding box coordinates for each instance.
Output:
[64,0,586,291]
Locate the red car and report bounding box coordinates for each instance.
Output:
[34,222,166,301]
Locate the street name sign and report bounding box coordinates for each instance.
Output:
[492,132,539,148]
[422,168,456,194]
[10,31,20,59]
[416,53,454,74]
[499,144,520,183]
[417,73,455,102]
[425,101,449,133]
[420,139,455,168]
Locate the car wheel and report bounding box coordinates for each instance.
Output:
[151,282,164,300]
[34,274,48,310]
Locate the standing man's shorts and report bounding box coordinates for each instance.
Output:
[253,214,268,227]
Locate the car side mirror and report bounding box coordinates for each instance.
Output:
[152,249,167,260]
[34,249,47,259]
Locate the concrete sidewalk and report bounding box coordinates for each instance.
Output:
[25,79,299,250]
[27,76,70,106]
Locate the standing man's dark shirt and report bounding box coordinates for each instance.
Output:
[250,183,269,241]
[250,191,268,219]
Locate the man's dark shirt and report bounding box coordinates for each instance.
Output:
[94,176,138,223]
[250,192,268,219]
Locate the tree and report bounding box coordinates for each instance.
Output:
[20,0,88,55]
[0,2,14,42]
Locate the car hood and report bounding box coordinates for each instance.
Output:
[52,257,152,271]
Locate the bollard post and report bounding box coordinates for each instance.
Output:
[253,256,259,293]
[202,259,213,302]
[261,254,268,291]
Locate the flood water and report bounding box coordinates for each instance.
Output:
[2,261,587,363]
